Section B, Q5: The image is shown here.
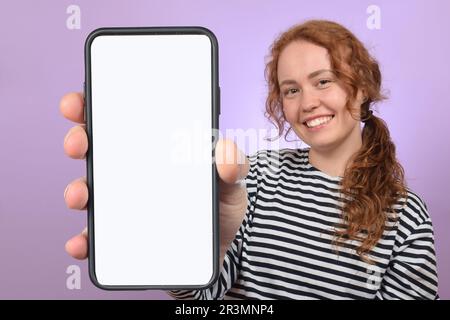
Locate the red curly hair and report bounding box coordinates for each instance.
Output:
[264,19,408,263]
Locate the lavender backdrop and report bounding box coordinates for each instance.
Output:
[0,0,448,299]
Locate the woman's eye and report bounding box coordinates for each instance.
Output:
[318,79,332,87]
[284,80,332,96]
[284,88,298,96]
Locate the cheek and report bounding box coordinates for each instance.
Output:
[324,85,348,107]
[338,109,360,130]
[282,101,298,122]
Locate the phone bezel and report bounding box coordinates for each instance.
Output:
[84,26,220,291]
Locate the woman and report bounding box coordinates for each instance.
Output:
[61,19,438,299]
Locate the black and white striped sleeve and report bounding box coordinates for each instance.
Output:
[375,198,439,300]
[167,151,260,300]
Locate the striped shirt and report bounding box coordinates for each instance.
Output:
[169,148,438,300]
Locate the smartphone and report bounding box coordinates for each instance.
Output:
[84,27,220,290]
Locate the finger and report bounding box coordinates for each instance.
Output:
[65,231,88,260]
[215,139,249,185]
[64,125,88,159]
[60,92,85,124]
[64,177,88,210]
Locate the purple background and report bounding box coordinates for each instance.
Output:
[0,0,448,299]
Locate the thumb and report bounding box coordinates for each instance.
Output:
[215,139,249,185]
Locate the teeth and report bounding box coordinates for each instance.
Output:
[306,116,333,128]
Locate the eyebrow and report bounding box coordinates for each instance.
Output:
[279,69,334,87]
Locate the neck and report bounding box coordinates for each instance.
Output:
[308,128,363,178]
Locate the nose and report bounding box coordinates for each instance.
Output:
[300,88,320,113]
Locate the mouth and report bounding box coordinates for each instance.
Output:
[303,115,335,131]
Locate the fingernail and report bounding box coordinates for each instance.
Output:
[64,126,80,145]
[64,184,70,199]
[64,130,71,145]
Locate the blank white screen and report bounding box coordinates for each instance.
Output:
[90,34,214,287]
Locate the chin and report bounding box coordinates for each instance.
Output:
[294,127,328,143]
[297,132,339,151]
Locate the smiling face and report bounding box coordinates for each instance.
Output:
[277,40,365,153]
